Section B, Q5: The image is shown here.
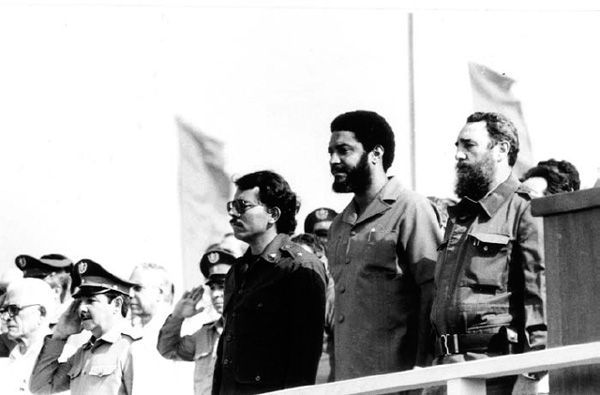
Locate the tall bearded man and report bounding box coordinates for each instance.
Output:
[326,110,441,385]
[428,112,546,395]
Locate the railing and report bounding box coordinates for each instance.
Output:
[269,342,600,395]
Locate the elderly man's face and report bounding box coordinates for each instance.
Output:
[129,268,165,318]
[2,287,45,341]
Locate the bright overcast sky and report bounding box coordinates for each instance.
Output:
[1,1,599,285]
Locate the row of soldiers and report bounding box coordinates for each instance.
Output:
[1,109,581,395]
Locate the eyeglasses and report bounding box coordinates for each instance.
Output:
[0,304,42,319]
[226,200,262,216]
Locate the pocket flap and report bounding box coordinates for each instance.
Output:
[88,364,117,377]
[469,232,510,246]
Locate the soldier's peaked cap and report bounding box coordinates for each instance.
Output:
[15,254,73,279]
[199,248,236,280]
[72,259,137,298]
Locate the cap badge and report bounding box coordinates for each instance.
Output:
[316,208,329,220]
[78,262,88,274]
[208,252,219,264]
[17,257,27,268]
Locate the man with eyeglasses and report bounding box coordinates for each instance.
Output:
[214,170,327,394]
[30,259,140,395]
[0,278,55,394]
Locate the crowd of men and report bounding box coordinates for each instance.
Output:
[0,110,582,395]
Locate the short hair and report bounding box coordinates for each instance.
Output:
[331,110,396,171]
[291,233,325,260]
[5,278,55,318]
[131,263,174,304]
[234,170,299,235]
[522,158,581,195]
[466,112,519,166]
[104,291,131,318]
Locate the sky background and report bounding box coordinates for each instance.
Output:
[1,1,599,289]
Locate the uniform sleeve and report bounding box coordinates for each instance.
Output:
[398,197,442,367]
[516,202,546,352]
[29,337,73,394]
[156,314,197,361]
[284,258,326,388]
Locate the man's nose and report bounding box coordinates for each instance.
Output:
[329,152,340,165]
[455,149,467,161]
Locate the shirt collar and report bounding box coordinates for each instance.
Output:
[342,177,404,225]
[241,233,292,265]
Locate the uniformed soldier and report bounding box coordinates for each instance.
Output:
[157,246,236,395]
[303,207,337,245]
[29,259,140,395]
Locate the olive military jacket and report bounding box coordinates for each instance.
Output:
[430,174,546,354]
[213,234,327,395]
[327,177,441,380]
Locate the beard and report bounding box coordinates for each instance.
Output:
[454,152,496,201]
[331,152,371,194]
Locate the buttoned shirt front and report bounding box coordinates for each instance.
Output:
[214,233,327,395]
[327,177,441,380]
[29,321,139,395]
[430,174,546,354]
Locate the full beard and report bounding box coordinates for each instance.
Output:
[332,153,371,194]
[454,153,495,201]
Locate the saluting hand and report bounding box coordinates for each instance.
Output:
[52,300,83,340]
[172,286,206,319]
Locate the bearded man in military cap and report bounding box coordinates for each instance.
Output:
[30,259,140,395]
[157,245,236,395]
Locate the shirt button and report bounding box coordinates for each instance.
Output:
[338,314,345,323]
[223,358,231,365]
[231,312,237,318]
[257,302,264,308]
[255,375,261,381]
[345,258,350,265]
[226,335,233,342]
[238,289,244,295]
[483,246,489,252]
[339,285,346,293]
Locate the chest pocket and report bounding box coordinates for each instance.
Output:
[463,232,511,292]
[88,364,118,377]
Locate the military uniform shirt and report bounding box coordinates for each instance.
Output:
[29,323,139,395]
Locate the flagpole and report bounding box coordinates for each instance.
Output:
[407,13,416,191]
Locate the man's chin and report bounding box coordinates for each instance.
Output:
[332,181,353,193]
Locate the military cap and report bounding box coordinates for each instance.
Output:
[304,207,338,233]
[72,259,137,298]
[15,254,73,279]
[199,248,235,284]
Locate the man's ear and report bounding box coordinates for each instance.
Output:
[496,141,510,160]
[371,145,385,165]
[268,207,281,223]
[112,296,123,313]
